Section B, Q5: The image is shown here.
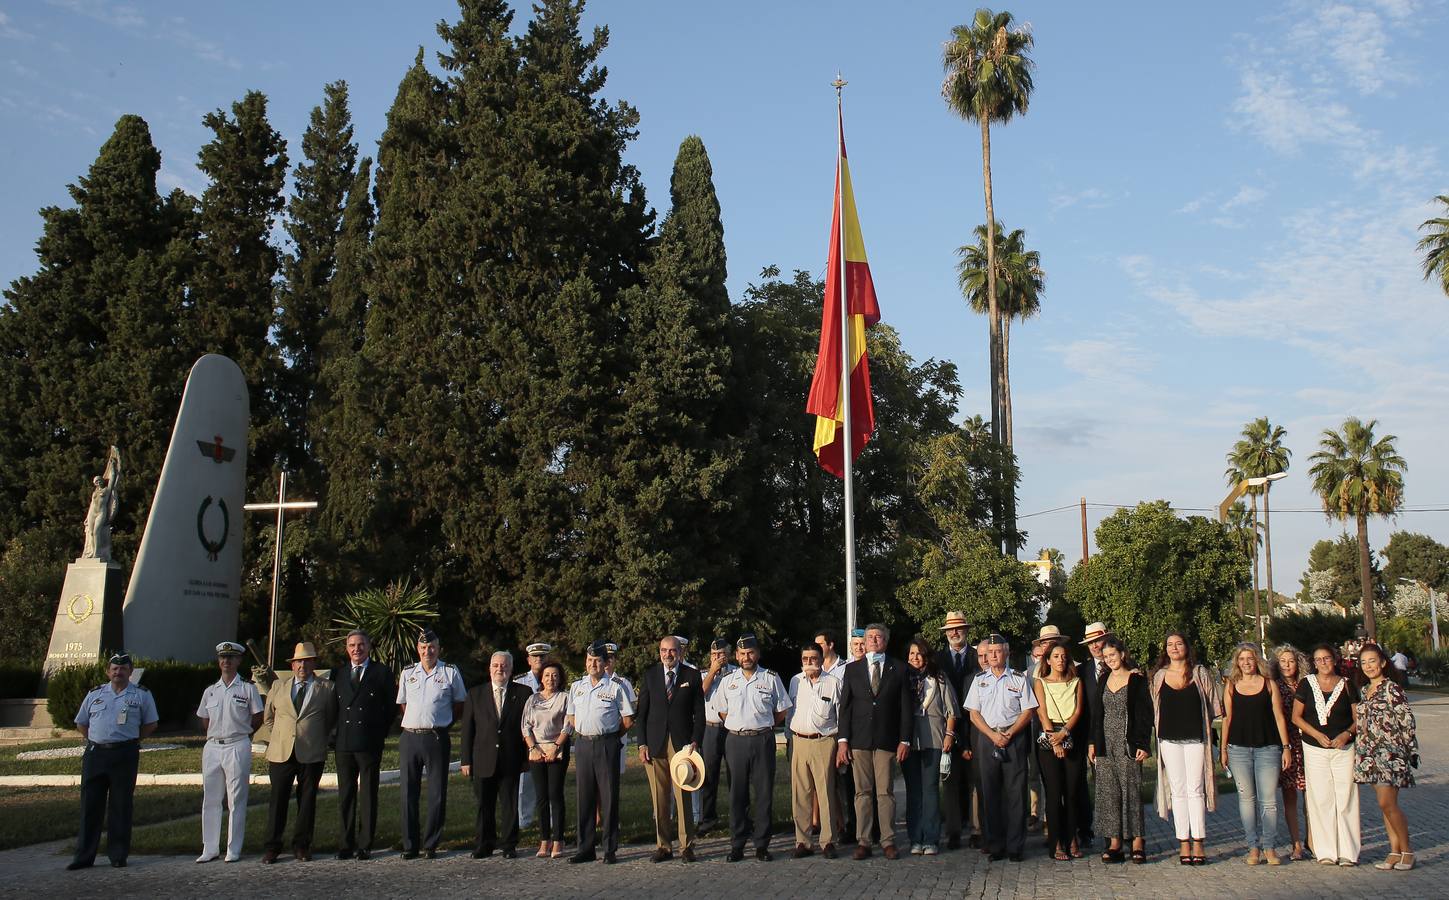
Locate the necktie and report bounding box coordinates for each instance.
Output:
[293,680,308,709]
[871,660,881,694]
[352,665,363,687]
[495,686,504,716]
[666,669,676,702]
[955,652,965,676]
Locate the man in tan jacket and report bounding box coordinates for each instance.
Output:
[262,642,338,863]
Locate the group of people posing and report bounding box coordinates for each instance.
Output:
[64,615,1421,872]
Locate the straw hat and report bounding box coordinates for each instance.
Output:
[1079,622,1113,645]
[287,641,320,662]
[1032,625,1064,646]
[670,746,706,792]
[939,611,969,632]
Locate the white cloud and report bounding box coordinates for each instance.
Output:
[45,0,145,30]
[1231,68,1361,155]
[1049,187,1110,214]
[1056,336,1152,381]
[0,11,34,40]
[1221,186,1266,210]
[1285,0,1417,96]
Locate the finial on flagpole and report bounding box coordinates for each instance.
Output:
[833,73,847,94]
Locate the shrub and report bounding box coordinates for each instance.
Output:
[1376,616,1431,657]
[1417,650,1449,686]
[0,664,44,699]
[46,661,107,729]
[1266,609,1357,652]
[330,579,438,671]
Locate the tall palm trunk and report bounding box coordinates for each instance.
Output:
[1002,315,1013,447]
[980,117,1005,553]
[1357,511,1376,639]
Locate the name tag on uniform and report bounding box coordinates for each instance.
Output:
[727,683,740,691]
[1007,684,1021,693]
[116,708,128,725]
[233,696,249,706]
[600,691,615,701]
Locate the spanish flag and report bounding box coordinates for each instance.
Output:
[806,118,881,478]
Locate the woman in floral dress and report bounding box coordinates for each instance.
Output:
[1270,645,1308,860]
[1353,643,1418,871]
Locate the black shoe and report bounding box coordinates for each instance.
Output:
[568,852,596,864]
[110,860,127,868]
[681,848,697,863]
[793,843,813,859]
[402,851,419,860]
[356,850,371,861]
[603,853,618,864]
[756,848,773,862]
[501,848,517,859]
[66,860,92,871]
[424,849,438,859]
[261,849,279,865]
[1008,853,1023,862]
[651,848,673,863]
[336,850,355,860]
[470,849,491,859]
[727,848,745,862]
[967,834,981,849]
[699,818,717,833]
[989,852,1006,861]
[1026,815,1040,832]
[822,843,837,859]
[294,846,313,862]
[947,835,961,850]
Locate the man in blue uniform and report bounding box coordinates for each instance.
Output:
[396,629,467,858]
[67,652,159,870]
[710,633,792,862]
[964,633,1039,862]
[566,640,635,864]
[698,637,736,832]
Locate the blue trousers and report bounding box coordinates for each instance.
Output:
[1227,743,1282,850]
[903,748,943,847]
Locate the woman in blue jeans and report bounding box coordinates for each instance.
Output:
[904,636,959,855]
[1220,643,1292,865]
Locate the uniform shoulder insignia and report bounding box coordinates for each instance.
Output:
[135,684,151,692]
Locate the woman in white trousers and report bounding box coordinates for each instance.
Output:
[1291,644,1360,866]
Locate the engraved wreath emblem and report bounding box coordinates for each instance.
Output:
[196,496,229,561]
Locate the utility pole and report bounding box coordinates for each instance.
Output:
[1080,497,1088,563]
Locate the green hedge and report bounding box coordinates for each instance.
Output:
[1265,608,1357,652]
[0,665,44,699]
[47,659,218,730]
[1417,650,1449,686]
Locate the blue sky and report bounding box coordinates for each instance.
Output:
[3,0,1448,596]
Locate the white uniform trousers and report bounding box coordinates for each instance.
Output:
[1302,742,1360,863]
[518,770,537,828]
[201,738,252,859]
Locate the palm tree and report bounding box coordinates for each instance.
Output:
[1419,194,1449,297]
[942,9,1035,449]
[1225,417,1291,617]
[1307,418,1407,639]
[957,221,1043,447]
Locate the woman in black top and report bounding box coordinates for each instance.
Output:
[1291,644,1360,865]
[1220,644,1291,865]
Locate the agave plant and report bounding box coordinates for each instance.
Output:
[330,579,439,670]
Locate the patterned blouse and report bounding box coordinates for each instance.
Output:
[1353,680,1417,788]
[1275,676,1305,790]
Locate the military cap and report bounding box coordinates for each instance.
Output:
[604,641,619,654]
[108,651,133,666]
[586,640,612,659]
[214,641,245,657]
[418,628,439,644]
[850,628,866,638]
[525,642,553,655]
[736,633,760,650]
[710,638,730,652]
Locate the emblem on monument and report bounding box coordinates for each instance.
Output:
[196,434,236,464]
[197,496,230,561]
[66,593,95,624]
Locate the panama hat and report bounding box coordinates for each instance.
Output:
[939,611,969,632]
[670,746,706,792]
[1080,622,1113,645]
[287,641,320,662]
[1033,625,1064,646]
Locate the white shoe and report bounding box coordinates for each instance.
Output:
[195,853,219,864]
[922,845,938,856]
[910,844,923,855]
[224,854,241,863]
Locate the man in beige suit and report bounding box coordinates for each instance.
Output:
[262,642,338,863]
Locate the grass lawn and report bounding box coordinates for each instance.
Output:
[0,735,405,777]
[0,785,215,851]
[8,750,796,854]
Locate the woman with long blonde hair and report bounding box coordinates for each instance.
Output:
[1269,645,1309,859]
[1220,643,1290,865]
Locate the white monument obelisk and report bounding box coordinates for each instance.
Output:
[122,354,248,662]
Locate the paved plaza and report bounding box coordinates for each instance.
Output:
[3,693,1447,898]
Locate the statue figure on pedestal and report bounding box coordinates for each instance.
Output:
[82,446,122,563]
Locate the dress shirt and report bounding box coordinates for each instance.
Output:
[788,671,840,735]
[396,660,467,728]
[521,690,570,743]
[75,681,158,742]
[197,676,263,739]
[963,666,1038,730]
[566,674,635,736]
[709,667,791,731]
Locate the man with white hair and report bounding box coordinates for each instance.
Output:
[461,650,533,858]
[964,633,1038,862]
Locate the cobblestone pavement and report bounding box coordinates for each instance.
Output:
[4,694,1446,899]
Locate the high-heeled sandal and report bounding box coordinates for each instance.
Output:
[537,843,549,858]
[1102,847,1125,864]
[1180,841,1192,865]
[1374,852,1403,870]
[1130,848,1146,864]
[1394,851,1415,871]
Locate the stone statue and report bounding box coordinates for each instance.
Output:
[81,446,121,563]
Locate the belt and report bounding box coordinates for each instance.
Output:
[87,739,139,750]
[791,731,832,740]
[728,727,771,737]
[576,730,621,740]
[208,736,250,745]
[705,721,723,728]
[403,726,447,735]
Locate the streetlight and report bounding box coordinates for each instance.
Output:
[1397,577,1441,652]
[1219,472,1286,643]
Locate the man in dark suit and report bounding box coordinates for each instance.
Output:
[460,651,532,858]
[934,611,976,850]
[636,634,706,862]
[836,622,912,860]
[1076,622,1112,847]
[333,629,395,860]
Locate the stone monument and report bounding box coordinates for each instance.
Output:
[43,447,126,674]
[122,354,249,663]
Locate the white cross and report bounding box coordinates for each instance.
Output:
[244,471,318,671]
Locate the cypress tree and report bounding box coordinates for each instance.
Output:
[278,81,357,479]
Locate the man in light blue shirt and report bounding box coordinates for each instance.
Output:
[566,640,635,863]
[396,629,467,858]
[68,652,159,871]
[963,634,1038,861]
[710,633,791,861]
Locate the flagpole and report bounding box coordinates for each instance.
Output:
[834,74,858,639]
